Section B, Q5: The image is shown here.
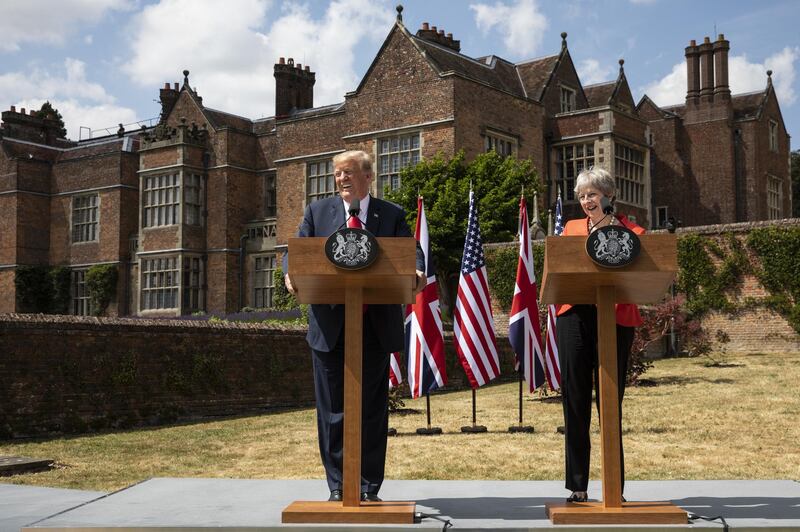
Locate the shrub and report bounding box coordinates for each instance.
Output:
[14,265,52,312]
[86,264,118,316]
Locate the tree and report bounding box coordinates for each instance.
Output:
[792,149,799,218]
[34,101,67,138]
[385,150,542,317]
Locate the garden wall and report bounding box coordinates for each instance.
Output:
[0,314,517,439]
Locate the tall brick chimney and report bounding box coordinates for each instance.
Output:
[274,57,316,118]
[713,34,731,101]
[415,22,461,53]
[159,81,180,123]
[685,39,700,105]
[1,106,64,145]
[698,36,715,103]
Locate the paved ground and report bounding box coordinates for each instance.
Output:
[3,479,800,531]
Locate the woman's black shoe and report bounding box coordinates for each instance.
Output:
[567,491,588,503]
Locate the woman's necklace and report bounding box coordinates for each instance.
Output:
[588,214,615,233]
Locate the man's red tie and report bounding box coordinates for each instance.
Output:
[347,215,362,229]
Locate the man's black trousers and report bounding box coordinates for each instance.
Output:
[311,315,389,495]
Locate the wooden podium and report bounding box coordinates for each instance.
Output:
[540,233,688,525]
[281,237,418,524]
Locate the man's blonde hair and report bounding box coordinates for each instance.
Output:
[333,150,373,173]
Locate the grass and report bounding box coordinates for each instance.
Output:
[1,352,798,492]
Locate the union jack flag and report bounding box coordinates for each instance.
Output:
[454,190,500,388]
[405,196,447,398]
[508,196,546,393]
[389,351,403,389]
[543,190,563,390]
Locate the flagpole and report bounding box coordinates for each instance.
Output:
[415,393,442,435]
[461,389,487,433]
[508,372,534,433]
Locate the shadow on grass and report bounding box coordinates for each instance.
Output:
[636,375,737,387]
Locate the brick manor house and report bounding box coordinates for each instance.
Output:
[0,8,791,317]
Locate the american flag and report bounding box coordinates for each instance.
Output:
[405,196,447,398]
[508,196,546,393]
[454,190,500,388]
[389,352,403,389]
[543,190,563,390]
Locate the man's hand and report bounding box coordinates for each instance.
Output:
[413,270,426,296]
[284,273,296,295]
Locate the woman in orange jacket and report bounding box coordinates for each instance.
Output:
[556,167,645,503]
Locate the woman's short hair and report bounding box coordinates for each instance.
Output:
[333,150,373,173]
[574,167,615,198]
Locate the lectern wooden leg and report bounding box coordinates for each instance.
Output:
[545,285,686,525]
[342,286,363,508]
[281,286,416,524]
[596,285,622,508]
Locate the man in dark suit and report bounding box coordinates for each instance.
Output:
[284,150,425,502]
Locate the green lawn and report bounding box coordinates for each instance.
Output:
[1,352,798,492]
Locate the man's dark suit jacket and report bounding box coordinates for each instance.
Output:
[283,195,425,353]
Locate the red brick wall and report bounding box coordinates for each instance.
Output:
[0,316,313,438]
[452,76,544,167]
[0,314,520,438]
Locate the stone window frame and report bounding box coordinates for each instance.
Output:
[614,141,646,207]
[253,253,277,309]
[182,255,205,313]
[768,119,779,152]
[140,255,180,311]
[376,131,421,197]
[554,141,596,202]
[766,174,782,220]
[142,173,180,228]
[70,269,91,316]
[560,85,577,113]
[183,173,204,226]
[484,129,518,158]
[306,159,337,205]
[71,193,99,244]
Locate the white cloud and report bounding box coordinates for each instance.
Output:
[629,0,657,4]
[0,59,137,140]
[641,47,799,108]
[122,0,394,118]
[0,0,133,53]
[469,0,548,58]
[578,59,613,86]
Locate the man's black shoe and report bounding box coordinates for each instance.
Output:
[361,492,382,502]
[328,489,342,502]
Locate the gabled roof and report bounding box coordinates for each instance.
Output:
[352,21,530,100]
[411,37,527,98]
[635,94,681,119]
[515,54,559,102]
[203,107,253,131]
[584,81,616,107]
[732,90,768,121]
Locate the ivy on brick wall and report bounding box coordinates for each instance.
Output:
[50,266,71,314]
[85,264,118,316]
[746,227,800,334]
[676,232,749,316]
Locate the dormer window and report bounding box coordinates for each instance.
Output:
[560,86,576,113]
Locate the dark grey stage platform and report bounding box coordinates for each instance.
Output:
[4,479,800,531]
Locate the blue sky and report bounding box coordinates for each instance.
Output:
[1,0,798,145]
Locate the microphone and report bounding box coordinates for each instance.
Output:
[600,195,614,215]
[336,197,363,231]
[348,197,361,219]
